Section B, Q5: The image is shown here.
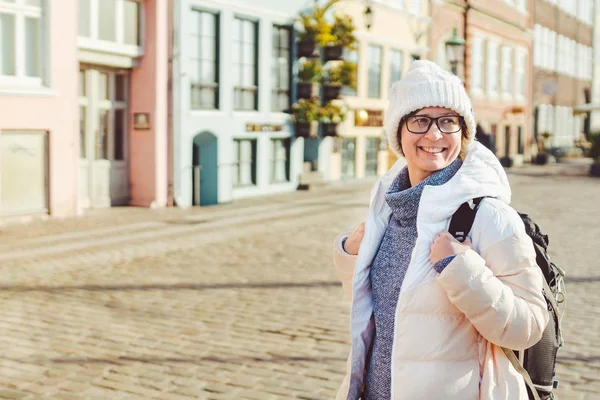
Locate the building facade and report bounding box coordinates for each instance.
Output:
[171,0,307,207]
[0,0,79,219]
[533,0,594,149]
[78,0,169,210]
[327,0,429,175]
[431,0,533,166]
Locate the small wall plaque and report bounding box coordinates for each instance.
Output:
[133,113,151,130]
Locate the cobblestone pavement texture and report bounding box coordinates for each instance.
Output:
[0,162,599,400]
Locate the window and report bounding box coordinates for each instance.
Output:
[78,0,141,47]
[390,0,404,9]
[500,47,512,94]
[271,25,291,112]
[0,131,48,215]
[533,25,541,67]
[271,138,290,183]
[190,10,219,110]
[0,0,43,82]
[389,49,403,87]
[233,18,258,111]
[516,0,527,12]
[341,47,358,96]
[470,37,484,91]
[341,138,356,179]
[486,41,499,93]
[232,139,257,187]
[515,49,526,97]
[365,137,380,177]
[367,45,382,98]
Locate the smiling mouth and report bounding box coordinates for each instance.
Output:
[419,146,447,154]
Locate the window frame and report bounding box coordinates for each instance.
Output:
[367,44,382,99]
[77,0,144,59]
[0,0,45,87]
[271,24,291,113]
[232,138,257,187]
[189,8,219,110]
[232,17,259,111]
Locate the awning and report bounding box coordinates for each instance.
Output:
[573,102,600,114]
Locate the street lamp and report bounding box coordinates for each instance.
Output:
[364,4,373,30]
[445,27,465,76]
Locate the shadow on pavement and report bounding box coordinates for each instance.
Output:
[46,355,348,365]
[564,276,600,283]
[0,280,342,292]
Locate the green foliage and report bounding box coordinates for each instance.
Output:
[298,59,323,83]
[319,101,347,124]
[324,61,357,89]
[298,13,335,46]
[330,14,357,50]
[292,98,321,123]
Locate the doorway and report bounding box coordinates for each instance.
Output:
[79,67,130,208]
[192,132,218,206]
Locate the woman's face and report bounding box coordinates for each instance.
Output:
[399,106,463,185]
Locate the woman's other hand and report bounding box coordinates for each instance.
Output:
[344,222,365,255]
[430,230,471,264]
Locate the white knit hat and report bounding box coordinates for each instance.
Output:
[385,60,476,156]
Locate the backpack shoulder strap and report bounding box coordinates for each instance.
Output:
[448,197,485,242]
[502,347,541,400]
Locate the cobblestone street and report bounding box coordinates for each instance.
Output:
[0,164,599,400]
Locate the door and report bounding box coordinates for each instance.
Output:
[79,68,130,208]
[341,138,356,179]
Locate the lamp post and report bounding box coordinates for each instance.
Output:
[363,3,373,30]
[445,27,465,76]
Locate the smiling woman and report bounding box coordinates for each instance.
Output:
[332,60,549,400]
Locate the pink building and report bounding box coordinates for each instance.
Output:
[0,0,169,221]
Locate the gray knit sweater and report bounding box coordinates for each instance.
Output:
[363,159,462,400]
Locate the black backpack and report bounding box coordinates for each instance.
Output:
[449,198,566,400]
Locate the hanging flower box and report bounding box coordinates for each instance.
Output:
[321,123,339,137]
[297,82,319,99]
[323,45,343,62]
[295,121,319,138]
[298,39,318,58]
[323,84,342,102]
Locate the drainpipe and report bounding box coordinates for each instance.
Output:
[463,0,470,90]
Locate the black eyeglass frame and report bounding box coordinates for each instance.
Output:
[403,115,464,134]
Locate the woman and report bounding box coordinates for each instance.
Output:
[333,60,549,400]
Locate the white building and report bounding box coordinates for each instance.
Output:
[171,0,307,207]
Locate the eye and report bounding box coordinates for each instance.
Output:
[414,118,429,125]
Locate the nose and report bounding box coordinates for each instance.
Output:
[424,123,443,140]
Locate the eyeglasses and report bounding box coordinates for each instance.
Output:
[404,115,463,134]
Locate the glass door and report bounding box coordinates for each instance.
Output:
[78,67,130,208]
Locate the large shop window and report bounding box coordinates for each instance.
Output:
[0,131,48,216]
[341,138,356,179]
[78,0,141,47]
[190,9,219,110]
[271,25,291,112]
[233,18,258,111]
[0,0,44,84]
[367,45,382,99]
[365,137,380,177]
[232,139,257,187]
[271,138,290,183]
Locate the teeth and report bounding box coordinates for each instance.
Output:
[421,147,444,154]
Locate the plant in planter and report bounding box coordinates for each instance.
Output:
[297,59,323,99]
[319,101,347,137]
[292,98,321,138]
[589,132,600,177]
[535,131,553,165]
[297,12,335,58]
[322,61,357,101]
[323,14,358,61]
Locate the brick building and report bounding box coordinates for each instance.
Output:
[533,0,595,149]
[430,0,532,166]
